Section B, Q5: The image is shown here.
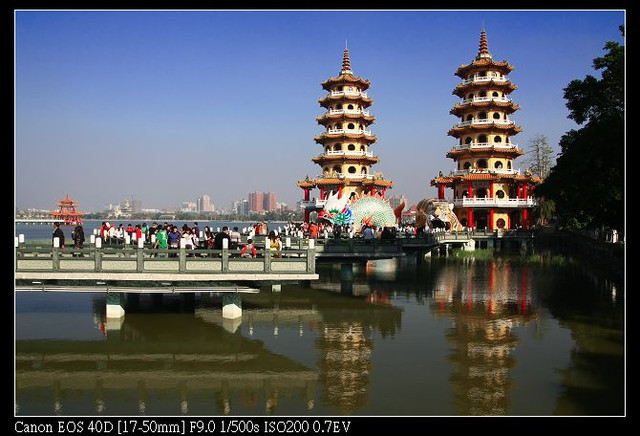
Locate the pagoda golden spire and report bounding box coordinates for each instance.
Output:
[477,29,491,59]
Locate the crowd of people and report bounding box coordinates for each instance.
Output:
[53,219,430,255]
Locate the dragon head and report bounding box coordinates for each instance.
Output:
[320,191,352,226]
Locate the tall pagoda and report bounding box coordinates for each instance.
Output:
[430,30,539,230]
[50,195,84,225]
[297,48,393,223]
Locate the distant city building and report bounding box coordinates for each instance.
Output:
[181,201,197,212]
[197,194,214,212]
[232,199,250,216]
[120,198,142,214]
[263,192,277,211]
[248,192,264,213]
[248,191,277,212]
[388,194,408,209]
[276,202,291,212]
[16,208,52,219]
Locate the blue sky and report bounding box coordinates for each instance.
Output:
[14,9,625,212]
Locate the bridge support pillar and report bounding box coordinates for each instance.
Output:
[106,292,125,319]
[271,284,282,292]
[222,293,242,319]
[487,239,495,250]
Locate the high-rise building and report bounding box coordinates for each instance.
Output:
[430,30,539,230]
[197,194,214,212]
[232,199,250,216]
[297,47,393,223]
[248,192,264,213]
[181,201,197,212]
[263,192,277,212]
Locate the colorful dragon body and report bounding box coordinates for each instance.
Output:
[317,191,399,232]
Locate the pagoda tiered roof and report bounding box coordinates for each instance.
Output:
[454,30,515,77]
[316,111,376,125]
[314,131,378,145]
[455,58,514,78]
[447,122,523,138]
[321,48,372,91]
[318,92,373,108]
[431,171,542,186]
[453,79,518,98]
[446,145,525,159]
[450,99,520,117]
[312,153,380,165]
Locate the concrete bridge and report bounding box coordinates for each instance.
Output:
[15,238,318,321]
[14,229,534,321]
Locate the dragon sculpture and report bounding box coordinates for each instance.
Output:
[415,198,464,231]
[317,191,400,232]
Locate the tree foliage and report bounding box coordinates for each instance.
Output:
[536,27,624,232]
[525,134,555,179]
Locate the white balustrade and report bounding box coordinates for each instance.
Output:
[453,119,515,128]
[462,76,508,85]
[458,96,511,104]
[451,197,537,207]
[452,142,519,150]
[330,90,368,98]
[325,150,374,157]
[327,109,370,116]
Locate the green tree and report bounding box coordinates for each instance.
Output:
[536,27,624,232]
[525,134,555,179]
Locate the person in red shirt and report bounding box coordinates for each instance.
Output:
[240,239,257,258]
[309,221,319,239]
[135,225,142,243]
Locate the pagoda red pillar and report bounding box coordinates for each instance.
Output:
[467,182,474,229]
[438,184,445,200]
[304,188,310,201]
[488,182,494,229]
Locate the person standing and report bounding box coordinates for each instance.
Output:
[309,221,319,239]
[52,222,65,248]
[230,226,242,249]
[72,225,85,248]
[214,226,231,249]
[154,225,169,257]
[71,224,85,257]
[362,224,375,243]
[141,223,149,242]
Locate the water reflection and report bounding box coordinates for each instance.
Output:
[236,286,403,415]
[430,260,539,415]
[16,302,317,416]
[15,252,624,416]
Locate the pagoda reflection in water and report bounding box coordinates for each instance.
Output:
[431,259,539,415]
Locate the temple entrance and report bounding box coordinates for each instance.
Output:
[474,210,488,229]
[510,211,520,229]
